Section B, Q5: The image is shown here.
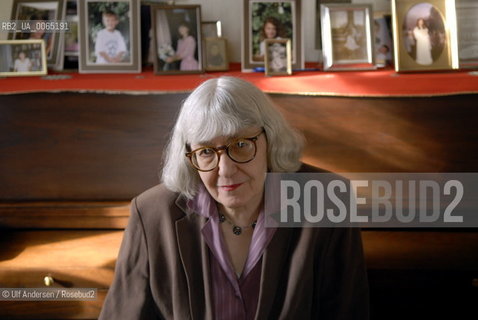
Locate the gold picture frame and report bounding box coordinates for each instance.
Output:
[0,40,47,77]
[392,0,459,72]
[264,38,292,76]
[205,37,228,71]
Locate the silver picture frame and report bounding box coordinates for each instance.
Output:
[321,3,376,71]
[456,0,478,68]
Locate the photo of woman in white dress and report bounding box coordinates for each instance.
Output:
[403,2,446,67]
[413,18,432,65]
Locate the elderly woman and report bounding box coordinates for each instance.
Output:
[99,77,369,319]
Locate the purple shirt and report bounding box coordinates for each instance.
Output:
[188,185,276,320]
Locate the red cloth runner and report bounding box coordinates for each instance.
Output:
[1,63,478,97]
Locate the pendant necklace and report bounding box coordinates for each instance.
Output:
[219,214,257,235]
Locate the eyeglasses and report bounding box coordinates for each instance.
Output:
[185,129,265,172]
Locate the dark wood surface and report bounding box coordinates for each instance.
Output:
[1,92,478,319]
[1,92,477,201]
[0,93,186,201]
[272,94,478,173]
[0,230,121,319]
[0,201,130,229]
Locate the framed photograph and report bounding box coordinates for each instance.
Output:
[205,37,228,71]
[264,38,292,76]
[78,0,141,73]
[63,0,79,69]
[10,0,66,68]
[315,0,351,50]
[242,0,303,71]
[0,40,47,77]
[456,0,478,68]
[202,20,222,38]
[151,4,203,74]
[65,0,79,57]
[374,12,393,67]
[321,4,376,71]
[391,0,459,72]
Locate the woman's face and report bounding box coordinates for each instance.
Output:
[191,126,268,214]
[179,25,189,37]
[264,22,277,39]
[418,19,424,28]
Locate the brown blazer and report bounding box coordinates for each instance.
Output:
[99,176,369,319]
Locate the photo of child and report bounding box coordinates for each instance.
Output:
[153,5,202,73]
[14,51,32,72]
[402,2,447,66]
[264,39,291,76]
[330,9,368,62]
[259,17,284,58]
[87,1,131,65]
[165,23,198,71]
[268,43,287,72]
[95,10,127,63]
[0,41,46,76]
[251,2,294,62]
[374,16,393,67]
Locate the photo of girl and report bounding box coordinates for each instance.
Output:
[402,2,446,66]
[0,40,46,77]
[166,23,199,70]
[330,9,368,62]
[251,2,294,62]
[258,17,284,58]
[13,51,32,72]
[152,5,202,74]
[413,18,432,65]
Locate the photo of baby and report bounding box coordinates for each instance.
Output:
[264,39,291,76]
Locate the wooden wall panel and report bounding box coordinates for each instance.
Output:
[1,93,477,201]
[0,93,187,201]
[272,94,478,173]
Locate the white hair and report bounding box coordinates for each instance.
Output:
[161,76,304,199]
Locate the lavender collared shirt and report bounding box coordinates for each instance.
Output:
[188,185,276,320]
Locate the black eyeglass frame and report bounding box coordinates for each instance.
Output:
[185,129,265,172]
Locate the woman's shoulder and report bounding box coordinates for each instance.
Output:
[133,184,186,222]
[135,184,179,207]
